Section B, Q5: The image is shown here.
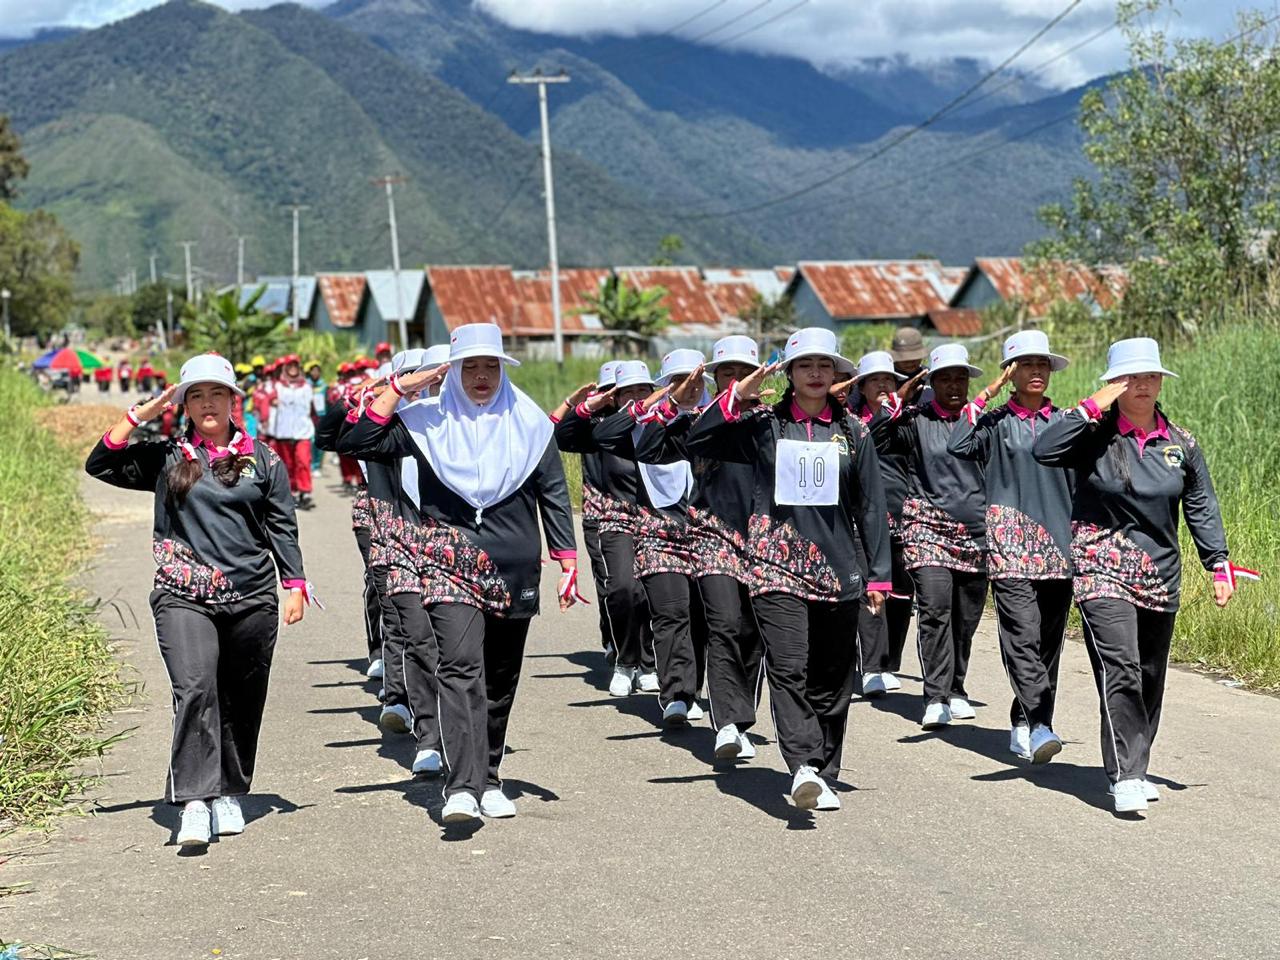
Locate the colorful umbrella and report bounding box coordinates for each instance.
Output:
[32,347,106,371]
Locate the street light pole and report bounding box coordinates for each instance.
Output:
[1,288,10,342]
[166,288,174,347]
[372,175,410,348]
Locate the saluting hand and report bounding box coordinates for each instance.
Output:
[132,384,179,421]
[733,361,779,403]
[829,375,858,406]
[566,381,596,407]
[670,364,706,409]
[1088,379,1129,412]
[897,368,929,401]
[978,362,1016,403]
[641,384,673,410]
[583,386,617,414]
[396,364,448,394]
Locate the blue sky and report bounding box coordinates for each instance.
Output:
[0,0,1267,86]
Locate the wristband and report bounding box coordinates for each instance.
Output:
[125,405,143,427]
[389,375,406,398]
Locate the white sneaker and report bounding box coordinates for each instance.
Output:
[637,672,660,693]
[366,658,385,679]
[608,665,636,697]
[441,792,481,824]
[921,702,952,729]
[790,765,823,810]
[815,781,842,811]
[479,788,517,819]
[881,672,902,691]
[379,703,411,734]
[1109,780,1160,802]
[714,723,742,760]
[737,733,757,760]
[176,801,211,847]
[412,748,442,776]
[1112,778,1148,813]
[1010,723,1031,758]
[210,796,244,836]
[687,701,704,722]
[948,697,976,720]
[662,700,689,726]
[861,673,887,698]
[1029,724,1063,765]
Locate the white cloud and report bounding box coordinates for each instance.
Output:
[0,0,1266,88]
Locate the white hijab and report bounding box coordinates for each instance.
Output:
[633,419,693,509]
[397,362,551,523]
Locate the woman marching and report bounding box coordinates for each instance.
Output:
[870,343,986,731]
[689,329,891,811]
[339,323,582,825]
[593,351,706,727]
[86,353,308,849]
[1033,338,1235,814]
[949,331,1075,764]
[633,337,765,759]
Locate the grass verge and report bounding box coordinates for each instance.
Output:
[0,370,128,831]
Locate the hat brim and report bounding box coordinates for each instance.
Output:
[449,345,521,367]
[656,368,715,388]
[614,379,655,390]
[1001,352,1069,372]
[854,367,909,383]
[890,346,928,363]
[928,362,983,380]
[705,355,761,374]
[173,378,246,406]
[1100,364,1177,381]
[785,349,856,376]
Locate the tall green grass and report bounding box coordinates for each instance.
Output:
[1044,325,1280,688]
[0,370,127,828]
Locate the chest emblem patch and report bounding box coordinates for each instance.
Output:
[1163,445,1185,469]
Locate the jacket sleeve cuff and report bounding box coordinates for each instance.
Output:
[549,549,578,562]
[345,408,360,424]
[281,578,307,590]
[1078,397,1102,421]
[365,407,391,426]
[101,430,128,451]
[866,581,893,594]
[574,401,593,420]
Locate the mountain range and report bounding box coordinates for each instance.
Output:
[0,0,1104,290]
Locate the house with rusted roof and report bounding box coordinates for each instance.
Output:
[702,268,792,325]
[313,273,370,343]
[365,270,427,347]
[951,257,1127,317]
[787,260,967,331]
[510,268,610,349]
[423,266,521,345]
[614,267,728,332]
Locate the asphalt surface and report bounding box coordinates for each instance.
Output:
[3,468,1278,960]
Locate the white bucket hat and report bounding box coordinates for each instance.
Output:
[1001,330,1068,371]
[613,360,655,390]
[391,348,427,375]
[422,344,451,369]
[173,353,246,405]
[706,335,760,373]
[597,360,620,388]
[855,350,908,382]
[448,322,520,366]
[1100,337,1178,381]
[783,327,855,375]
[656,348,707,386]
[928,343,982,380]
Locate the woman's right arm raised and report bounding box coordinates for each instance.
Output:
[85,385,178,491]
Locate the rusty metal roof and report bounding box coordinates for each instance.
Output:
[926,308,985,337]
[970,258,1127,315]
[317,274,367,329]
[424,266,520,334]
[705,280,760,320]
[510,269,611,336]
[793,260,958,321]
[615,266,723,327]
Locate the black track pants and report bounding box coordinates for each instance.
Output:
[912,565,987,705]
[641,572,698,708]
[388,591,441,751]
[428,603,531,800]
[599,530,650,669]
[859,539,914,674]
[751,592,861,779]
[150,589,278,804]
[1078,597,1176,783]
[698,575,763,731]
[371,566,406,708]
[582,521,614,652]
[992,577,1072,728]
[353,527,384,662]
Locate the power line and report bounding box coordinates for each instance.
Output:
[673,0,1087,221]
[654,0,735,39]
[705,0,811,53]
[611,0,774,69]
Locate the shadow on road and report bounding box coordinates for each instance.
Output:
[649,768,817,829]
[92,793,315,849]
[528,649,612,693]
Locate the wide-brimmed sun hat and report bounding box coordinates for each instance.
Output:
[173,353,246,405]
[705,335,761,373]
[597,360,620,389]
[613,360,655,390]
[448,323,520,366]
[1100,337,1177,381]
[890,326,928,363]
[783,328,855,376]
[928,343,982,380]
[656,348,707,387]
[855,350,908,382]
[1001,330,1068,371]
[422,344,451,368]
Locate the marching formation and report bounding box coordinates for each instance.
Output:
[85,320,1242,849]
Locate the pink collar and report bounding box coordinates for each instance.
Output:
[191,427,254,461]
[931,399,962,422]
[1117,412,1170,456]
[790,399,833,424]
[1007,397,1053,421]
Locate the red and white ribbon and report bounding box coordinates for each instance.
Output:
[1216,561,1261,591]
[290,580,326,610]
[178,439,199,462]
[881,392,904,418]
[389,374,406,398]
[963,401,980,426]
[125,405,143,427]
[557,567,590,607]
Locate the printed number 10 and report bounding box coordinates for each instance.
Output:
[796,456,826,488]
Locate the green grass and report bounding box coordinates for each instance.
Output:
[510,358,604,512]
[0,370,127,829]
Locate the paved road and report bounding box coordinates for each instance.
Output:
[4,471,1278,959]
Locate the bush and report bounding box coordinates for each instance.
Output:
[0,370,127,828]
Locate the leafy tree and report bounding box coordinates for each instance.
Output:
[651,234,685,267]
[130,282,187,338]
[738,291,798,354]
[184,285,289,363]
[0,205,79,339]
[0,115,29,201]
[1033,2,1280,338]
[575,275,669,355]
[292,329,361,375]
[79,293,136,339]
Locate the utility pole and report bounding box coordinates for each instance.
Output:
[236,236,247,290]
[148,252,158,286]
[178,241,196,306]
[372,175,409,348]
[165,288,174,346]
[509,68,570,365]
[287,205,308,333]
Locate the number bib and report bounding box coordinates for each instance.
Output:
[774,438,839,506]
